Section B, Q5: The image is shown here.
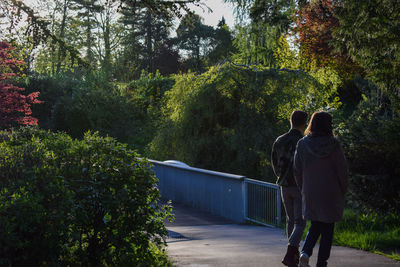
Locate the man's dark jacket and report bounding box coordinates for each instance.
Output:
[271,129,303,186]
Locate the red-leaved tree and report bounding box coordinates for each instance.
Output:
[295,0,359,75]
[0,41,42,128]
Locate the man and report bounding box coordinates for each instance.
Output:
[272,110,308,267]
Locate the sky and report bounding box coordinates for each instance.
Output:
[20,0,236,29]
[190,0,236,28]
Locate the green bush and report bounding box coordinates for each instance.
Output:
[148,62,340,181]
[338,97,400,215]
[20,72,158,152]
[0,127,171,266]
[17,72,80,130]
[125,71,175,110]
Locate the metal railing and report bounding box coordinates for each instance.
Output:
[150,159,281,227]
[244,178,281,227]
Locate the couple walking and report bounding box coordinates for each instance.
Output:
[272,111,348,267]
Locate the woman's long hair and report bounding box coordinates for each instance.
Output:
[304,111,333,136]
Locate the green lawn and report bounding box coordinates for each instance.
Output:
[301,209,400,261]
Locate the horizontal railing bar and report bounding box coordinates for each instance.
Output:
[244,178,278,189]
[149,159,246,181]
[245,216,277,228]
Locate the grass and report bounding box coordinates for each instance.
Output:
[301,209,400,262]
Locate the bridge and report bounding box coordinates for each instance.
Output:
[150,160,400,267]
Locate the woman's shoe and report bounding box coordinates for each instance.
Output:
[299,252,310,267]
[281,245,299,267]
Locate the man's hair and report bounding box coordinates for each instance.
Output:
[290,110,308,128]
[304,111,333,136]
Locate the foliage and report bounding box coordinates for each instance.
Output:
[175,13,215,73]
[338,87,400,215]
[0,42,42,128]
[148,62,340,180]
[1,0,203,71]
[18,71,157,152]
[249,0,297,31]
[17,72,80,130]
[295,0,360,76]
[232,22,281,66]
[296,0,339,66]
[123,71,176,149]
[125,70,175,110]
[0,127,171,266]
[207,18,236,65]
[334,0,400,113]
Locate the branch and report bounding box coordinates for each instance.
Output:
[9,0,91,69]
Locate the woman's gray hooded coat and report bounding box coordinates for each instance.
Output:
[294,135,348,223]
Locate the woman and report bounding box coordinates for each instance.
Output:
[293,111,348,267]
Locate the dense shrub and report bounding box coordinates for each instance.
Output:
[0,127,171,266]
[20,72,156,152]
[148,62,340,181]
[338,97,400,216]
[19,72,79,130]
[125,71,175,109]
[122,71,176,149]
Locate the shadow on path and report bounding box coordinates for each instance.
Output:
[166,203,400,267]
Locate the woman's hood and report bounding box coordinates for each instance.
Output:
[302,135,338,158]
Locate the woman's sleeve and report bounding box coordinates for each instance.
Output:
[293,140,303,190]
[335,142,349,194]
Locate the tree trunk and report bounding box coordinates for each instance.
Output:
[57,0,69,73]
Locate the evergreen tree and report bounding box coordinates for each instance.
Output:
[71,0,102,65]
[176,13,214,72]
[207,17,236,65]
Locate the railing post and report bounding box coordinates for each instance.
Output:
[276,186,281,226]
[243,179,247,221]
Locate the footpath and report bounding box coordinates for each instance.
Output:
[165,203,400,267]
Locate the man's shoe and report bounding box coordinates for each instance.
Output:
[299,252,310,267]
[282,245,299,267]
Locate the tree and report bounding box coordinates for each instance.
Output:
[71,0,102,65]
[0,42,42,128]
[225,0,308,26]
[1,0,205,71]
[227,0,302,67]
[152,39,181,75]
[207,17,236,65]
[93,0,124,76]
[232,21,281,66]
[334,0,400,113]
[176,13,214,72]
[137,8,171,73]
[148,62,340,180]
[249,0,298,32]
[295,0,358,75]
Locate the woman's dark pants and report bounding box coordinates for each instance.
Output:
[302,221,335,267]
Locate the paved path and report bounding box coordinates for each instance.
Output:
[165,203,400,267]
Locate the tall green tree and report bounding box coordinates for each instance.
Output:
[93,0,124,76]
[207,17,236,65]
[148,62,340,180]
[2,0,204,71]
[176,13,214,72]
[232,21,281,66]
[138,8,171,73]
[334,0,400,113]
[71,0,102,66]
